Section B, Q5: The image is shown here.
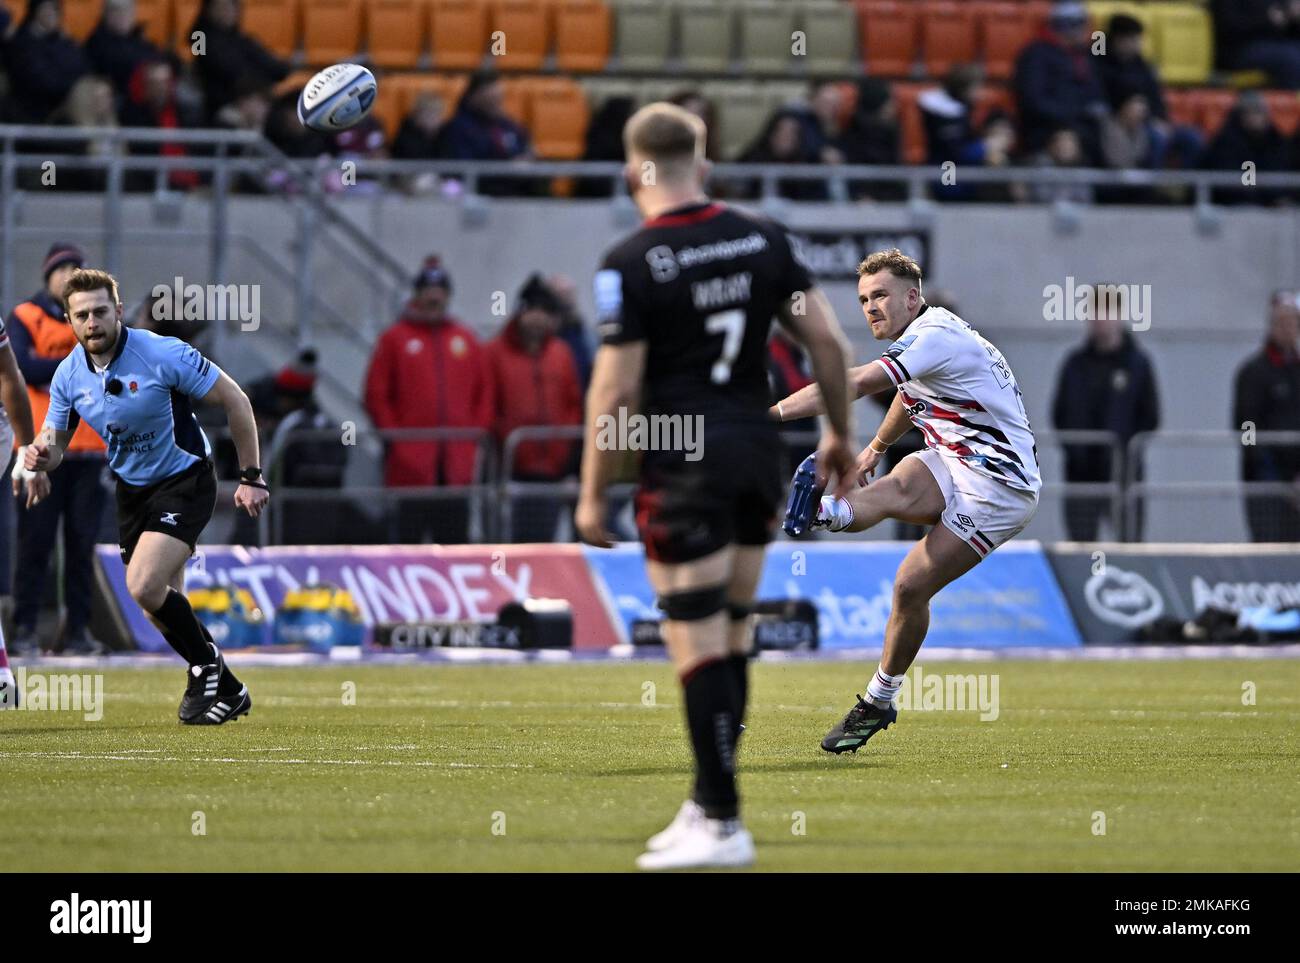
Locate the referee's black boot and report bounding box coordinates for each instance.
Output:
[179,648,251,725]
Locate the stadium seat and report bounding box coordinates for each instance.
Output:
[1086,2,1156,59]
[978,1,1048,82]
[498,76,532,126]
[1162,88,1200,129]
[1196,89,1237,137]
[920,1,977,79]
[371,73,408,137]
[488,0,550,72]
[764,79,810,113]
[580,75,638,109]
[387,72,468,134]
[241,0,300,59]
[366,0,428,68]
[174,0,200,58]
[554,0,611,73]
[702,81,771,160]
[526,77,590,158]
[1150,2,1213,86]
[737,1,795,74]
[62,0,101,42]
[678,2,734,73]
[970,83,1016,126]
[135,0,173,48]
[892,81,927,164]
[798,2,858,76]
[302,0,364,64]
[1263,91,1300,138]
[856,0,920,78]
[636,78,681,107]
[430,0,490,69]
[611,0,671,72]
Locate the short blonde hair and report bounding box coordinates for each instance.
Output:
[623,102,706,166]
[857,249,923,286]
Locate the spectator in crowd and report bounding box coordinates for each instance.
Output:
[486,275,584,543]
[950,110,1025,203]
[1051,284,1160,541]
[1095,14,1203,170]
[437,70,531,161]
[1204,91,1295,206]
[739,107,828,201]
[84,0,168,103]
[796,79,847,165]
[576,95,633,197]
[768,328,819,476]
[1212,0,1300,90]
[1098,90,1157,202]
[668,89,721,161]
[546,273,593,390]
[1232,289,1300,542]
[919,64,983,167]
[120,59,201,191]
[392,93,446,161]
[363,256,494,544]
[839,77,905,201]
[5,0,90,122]
[6,244,108,654]
[1026,125,1094,204]
[189,0,289,122]
[327,111,387,194]
[264,88,329,159]
[46,74,121,191]
[1014,1,1107,162]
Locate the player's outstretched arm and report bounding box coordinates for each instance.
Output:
[0,342,36,447]
[202,371,269,518]
[853,392,912,485]
[577,341,647,548]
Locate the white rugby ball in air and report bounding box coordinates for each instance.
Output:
[297,63,377,132]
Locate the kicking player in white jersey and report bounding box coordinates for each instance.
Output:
[774,249,1041,753]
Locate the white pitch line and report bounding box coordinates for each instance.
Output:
[0,751,532,769]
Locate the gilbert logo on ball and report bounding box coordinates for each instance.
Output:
[298,63,377,132]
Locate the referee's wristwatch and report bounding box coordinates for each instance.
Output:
[239,467,269,490]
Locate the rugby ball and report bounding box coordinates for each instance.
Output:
[297,63,377,133]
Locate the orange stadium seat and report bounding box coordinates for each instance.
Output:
[978,1,1049,81]
[1263,91,1300,138]
[430,0,490,70]
[302,0,364,64]
[488,0,550,72]
[134,0,173,48]
[554,0,610,73]
[1197,89,1237,137]
[241,0,300,58]
[920,1,977,79]
[498,76,532,127]
[893,82,927,164]
[62,0,101,42]
[1162,88,1200,129]
[371,74,407,137]
[526,77,590,159]
[856,0,920,78]
[970,83,1016,126]
[366,0,428,68]
[174,0,200,59]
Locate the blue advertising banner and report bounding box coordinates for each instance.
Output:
[583,541,1082,649]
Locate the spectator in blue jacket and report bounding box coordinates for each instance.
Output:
[436,71,532,162]
[1013,1,1108,161]
[84,0,169,104]
[4,0,90,122]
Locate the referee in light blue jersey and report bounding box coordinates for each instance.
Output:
[23,269,269,725]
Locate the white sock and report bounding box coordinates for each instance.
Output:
[865,665,906,709]
[817,495,854,532]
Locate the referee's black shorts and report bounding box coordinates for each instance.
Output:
[116,459,217,565]
[634,423,784,565]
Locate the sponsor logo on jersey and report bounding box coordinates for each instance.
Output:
[160,512,180,526]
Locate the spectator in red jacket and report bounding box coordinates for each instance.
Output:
[486,275,583,542]
[364,257,494,543]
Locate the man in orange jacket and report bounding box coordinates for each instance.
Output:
[486,275,584,542]
[7,243,109,654]
[363,256,495,543]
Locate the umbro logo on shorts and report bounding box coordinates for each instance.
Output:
[956,513,974,528]
[160,512,180,526]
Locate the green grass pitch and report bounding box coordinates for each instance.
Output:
[3,659,1297,871]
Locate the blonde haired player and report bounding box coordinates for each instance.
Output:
[1,314,47,708]
[777,249,1041,753]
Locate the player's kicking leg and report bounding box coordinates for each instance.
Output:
[126,531,251,725]
[636,545,756,871]
[821,523,981,752]
[643,545,764,859]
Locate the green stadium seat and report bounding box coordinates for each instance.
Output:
[737,1,796,74]
[798,2,858,76]
[580,76,640,109]
[678,2,734,73]
[702,81,773,160]
[611,0,672,72]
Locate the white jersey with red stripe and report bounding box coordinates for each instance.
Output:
[874,304,1041,494]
